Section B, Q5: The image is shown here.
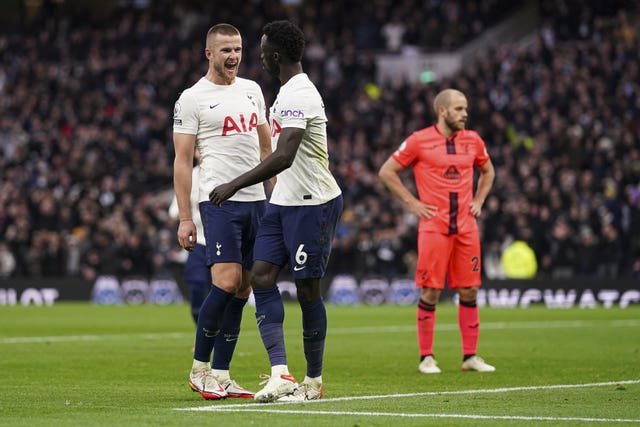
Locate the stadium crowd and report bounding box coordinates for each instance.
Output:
[0,0,638,281]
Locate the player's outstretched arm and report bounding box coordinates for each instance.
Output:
[257,122,276,194]
[209,127,304,206]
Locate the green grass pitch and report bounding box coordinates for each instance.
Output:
[1,302,639,426]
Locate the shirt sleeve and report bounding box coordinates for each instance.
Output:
[391,134,418,168]
[253,83,268,126]
[473,133,490,167]
[279,94,308,130]
[168,194,179,219]
[173,90,199,135]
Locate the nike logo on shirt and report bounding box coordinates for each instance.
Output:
[209,103,220,109]
[293,265,306,271]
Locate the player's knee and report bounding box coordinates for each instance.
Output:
[458,286,478,301]
[250,270,272,290]
[235,285,251,299]
[250,261,279,290]
[295,279,321,305]
[296,289,320,306]
[421,287,441,305]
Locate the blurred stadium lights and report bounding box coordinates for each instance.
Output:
[419,70,437,84]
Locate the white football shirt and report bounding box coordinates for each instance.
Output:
[268,73,342,206]
[173,77,267,202]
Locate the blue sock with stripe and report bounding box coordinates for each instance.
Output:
[253,287,287,367]
[212,296,247,370]
[193,285,234,363]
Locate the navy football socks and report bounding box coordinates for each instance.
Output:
[253,287,287,366]
[193,285,234,363]
[301,299,327,378]
[212,296,247,370]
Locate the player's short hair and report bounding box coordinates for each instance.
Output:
[206,23,240,45]
[263,20,305,63]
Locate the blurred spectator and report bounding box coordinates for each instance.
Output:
[598,222,622,278]
[0,242,16,278]
[117,233,152,279]
[500,230,538,280]
[381,13,406,52]
[483,240,506,280]
[574,226,599,279]
[544,218,577,279]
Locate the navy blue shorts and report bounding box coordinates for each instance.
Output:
[199,200,266,271]
[253,195,343,279]
[183,243,209,284]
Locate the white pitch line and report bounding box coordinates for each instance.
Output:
[0,332,192,344]
[177,379,640,411]
[176,380,640,423]
[175,408,640,423]
[1,319,639,345]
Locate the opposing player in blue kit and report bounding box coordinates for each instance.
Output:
[173,23,272,400]
[209,20,343,402]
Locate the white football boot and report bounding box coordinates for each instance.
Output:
[254,373,298,402]
[461,355,496,372]
[418,355,442,374]
[189,367,228,400]
[278,378,323,402]
[217,378,255,399]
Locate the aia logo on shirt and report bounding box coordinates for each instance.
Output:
[222,113,259,136]
[270,119,282,138]
[444,165,461,180]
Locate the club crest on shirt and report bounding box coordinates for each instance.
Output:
[444,165,461,180]
[173,101,182,125]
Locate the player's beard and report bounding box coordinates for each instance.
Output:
[444,114,465,132]
[214,61,238,84]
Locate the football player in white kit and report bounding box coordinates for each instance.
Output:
[173,23,272,400]
[209,20,343,402]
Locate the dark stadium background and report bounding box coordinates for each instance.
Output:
[0,0,638,305]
